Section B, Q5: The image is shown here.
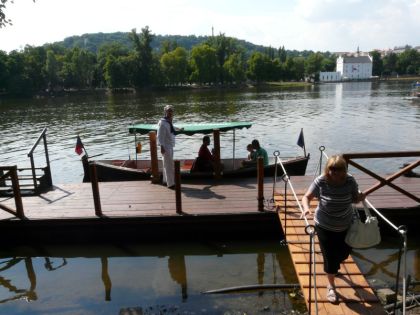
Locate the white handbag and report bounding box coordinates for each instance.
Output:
[345,200,381,249]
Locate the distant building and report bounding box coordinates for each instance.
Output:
[393,45,411,54]
[319,54,373,82]
[319,72,341,82]
[336,55,372,80]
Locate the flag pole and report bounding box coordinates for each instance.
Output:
[302,128,306,157]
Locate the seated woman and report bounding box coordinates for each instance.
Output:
[191,136,215,172]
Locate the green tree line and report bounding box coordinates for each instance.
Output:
[1,26,419,97]
[370,48,420,76]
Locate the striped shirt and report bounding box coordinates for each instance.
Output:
[308,174,359,232]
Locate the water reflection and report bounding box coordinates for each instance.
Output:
[168,255,188,302]
[0,241,306,314]
[101,257,112,302]
[0,238,419,314]
[352,251,398,279]
[0,258,37,303]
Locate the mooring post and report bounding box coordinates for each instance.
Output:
[0,169,5,187]
[174,160,182,214]
[213,129,222,179]
[257,157,264,212]
[149,131,160,184]
[89,162,102,217]
[10,165,25,219]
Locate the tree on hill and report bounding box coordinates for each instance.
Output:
[305,52,324,81]
[160,47,189,85]
[247,52,272,83]
[223,53,246,83]
[128,26,155,88]
[190,44,218,84]
[370,50,383,76]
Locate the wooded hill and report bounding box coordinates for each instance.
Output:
[56,32,316,58]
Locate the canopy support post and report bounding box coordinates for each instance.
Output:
[134,133,137,161]
[213,129,221,179]
[149,131,160,184]
[232,129,236,170]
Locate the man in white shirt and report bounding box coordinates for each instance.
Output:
[157,105,181,189]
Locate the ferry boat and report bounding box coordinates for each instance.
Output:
[81,122,309,182]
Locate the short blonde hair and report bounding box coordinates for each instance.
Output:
[323,155,348,177]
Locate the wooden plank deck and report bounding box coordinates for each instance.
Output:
[274,191,387,315]
[0,174,417,221]
[0,178,278,220]
[0,174,418,313]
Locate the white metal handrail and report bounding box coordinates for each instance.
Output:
[274,151,319,315]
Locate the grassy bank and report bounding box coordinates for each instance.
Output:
[264,81,312,88]
[380,75,420,82]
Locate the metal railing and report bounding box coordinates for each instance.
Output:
[273,151,319,315]
[27,127,53,190]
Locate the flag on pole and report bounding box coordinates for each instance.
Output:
[75,135,84,155]
[297,128,306,157]
[297,129,305,148]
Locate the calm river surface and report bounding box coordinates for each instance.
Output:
[0,81,419,314]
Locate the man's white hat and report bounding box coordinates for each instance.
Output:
[164,105,173,113]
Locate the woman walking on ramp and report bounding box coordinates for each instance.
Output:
[302,155,365,303]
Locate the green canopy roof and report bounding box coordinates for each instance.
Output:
[129,122,252,136]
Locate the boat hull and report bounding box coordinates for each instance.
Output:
[82,155,310,182]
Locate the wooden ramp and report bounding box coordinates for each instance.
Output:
[275,192,387,315]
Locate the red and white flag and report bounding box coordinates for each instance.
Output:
[75,135,84,155]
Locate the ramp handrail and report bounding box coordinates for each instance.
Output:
[273,151,319,315]
[317,147,408,315]
[27,127,52,189]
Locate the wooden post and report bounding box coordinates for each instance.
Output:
[149,131,160,184]
[257,157,264,212]
[42,132,53,187]
[89,163,102,217]
[174,160,182,214]
[0,169,5,187]
[213,129,221,179]
[10,166,25,219]
[29,154,38,189]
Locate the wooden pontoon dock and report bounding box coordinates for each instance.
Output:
[0,169,418,314]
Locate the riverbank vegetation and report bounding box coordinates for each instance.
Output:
[0,27,419,97]
[0,27,333,97]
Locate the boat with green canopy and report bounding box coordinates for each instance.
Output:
[128,122,253,136]
[81,122,309,182]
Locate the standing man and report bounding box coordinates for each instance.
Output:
[157,105,181,189]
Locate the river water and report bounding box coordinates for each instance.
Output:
[0,81,419,314]
[1,81,419,183]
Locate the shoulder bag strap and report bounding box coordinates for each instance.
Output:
[362,200,373,218]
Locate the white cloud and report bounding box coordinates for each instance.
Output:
[0,0,418,52]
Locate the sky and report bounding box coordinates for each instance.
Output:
[1,0,420,53]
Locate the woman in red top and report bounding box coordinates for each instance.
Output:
[196,136,215,171]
